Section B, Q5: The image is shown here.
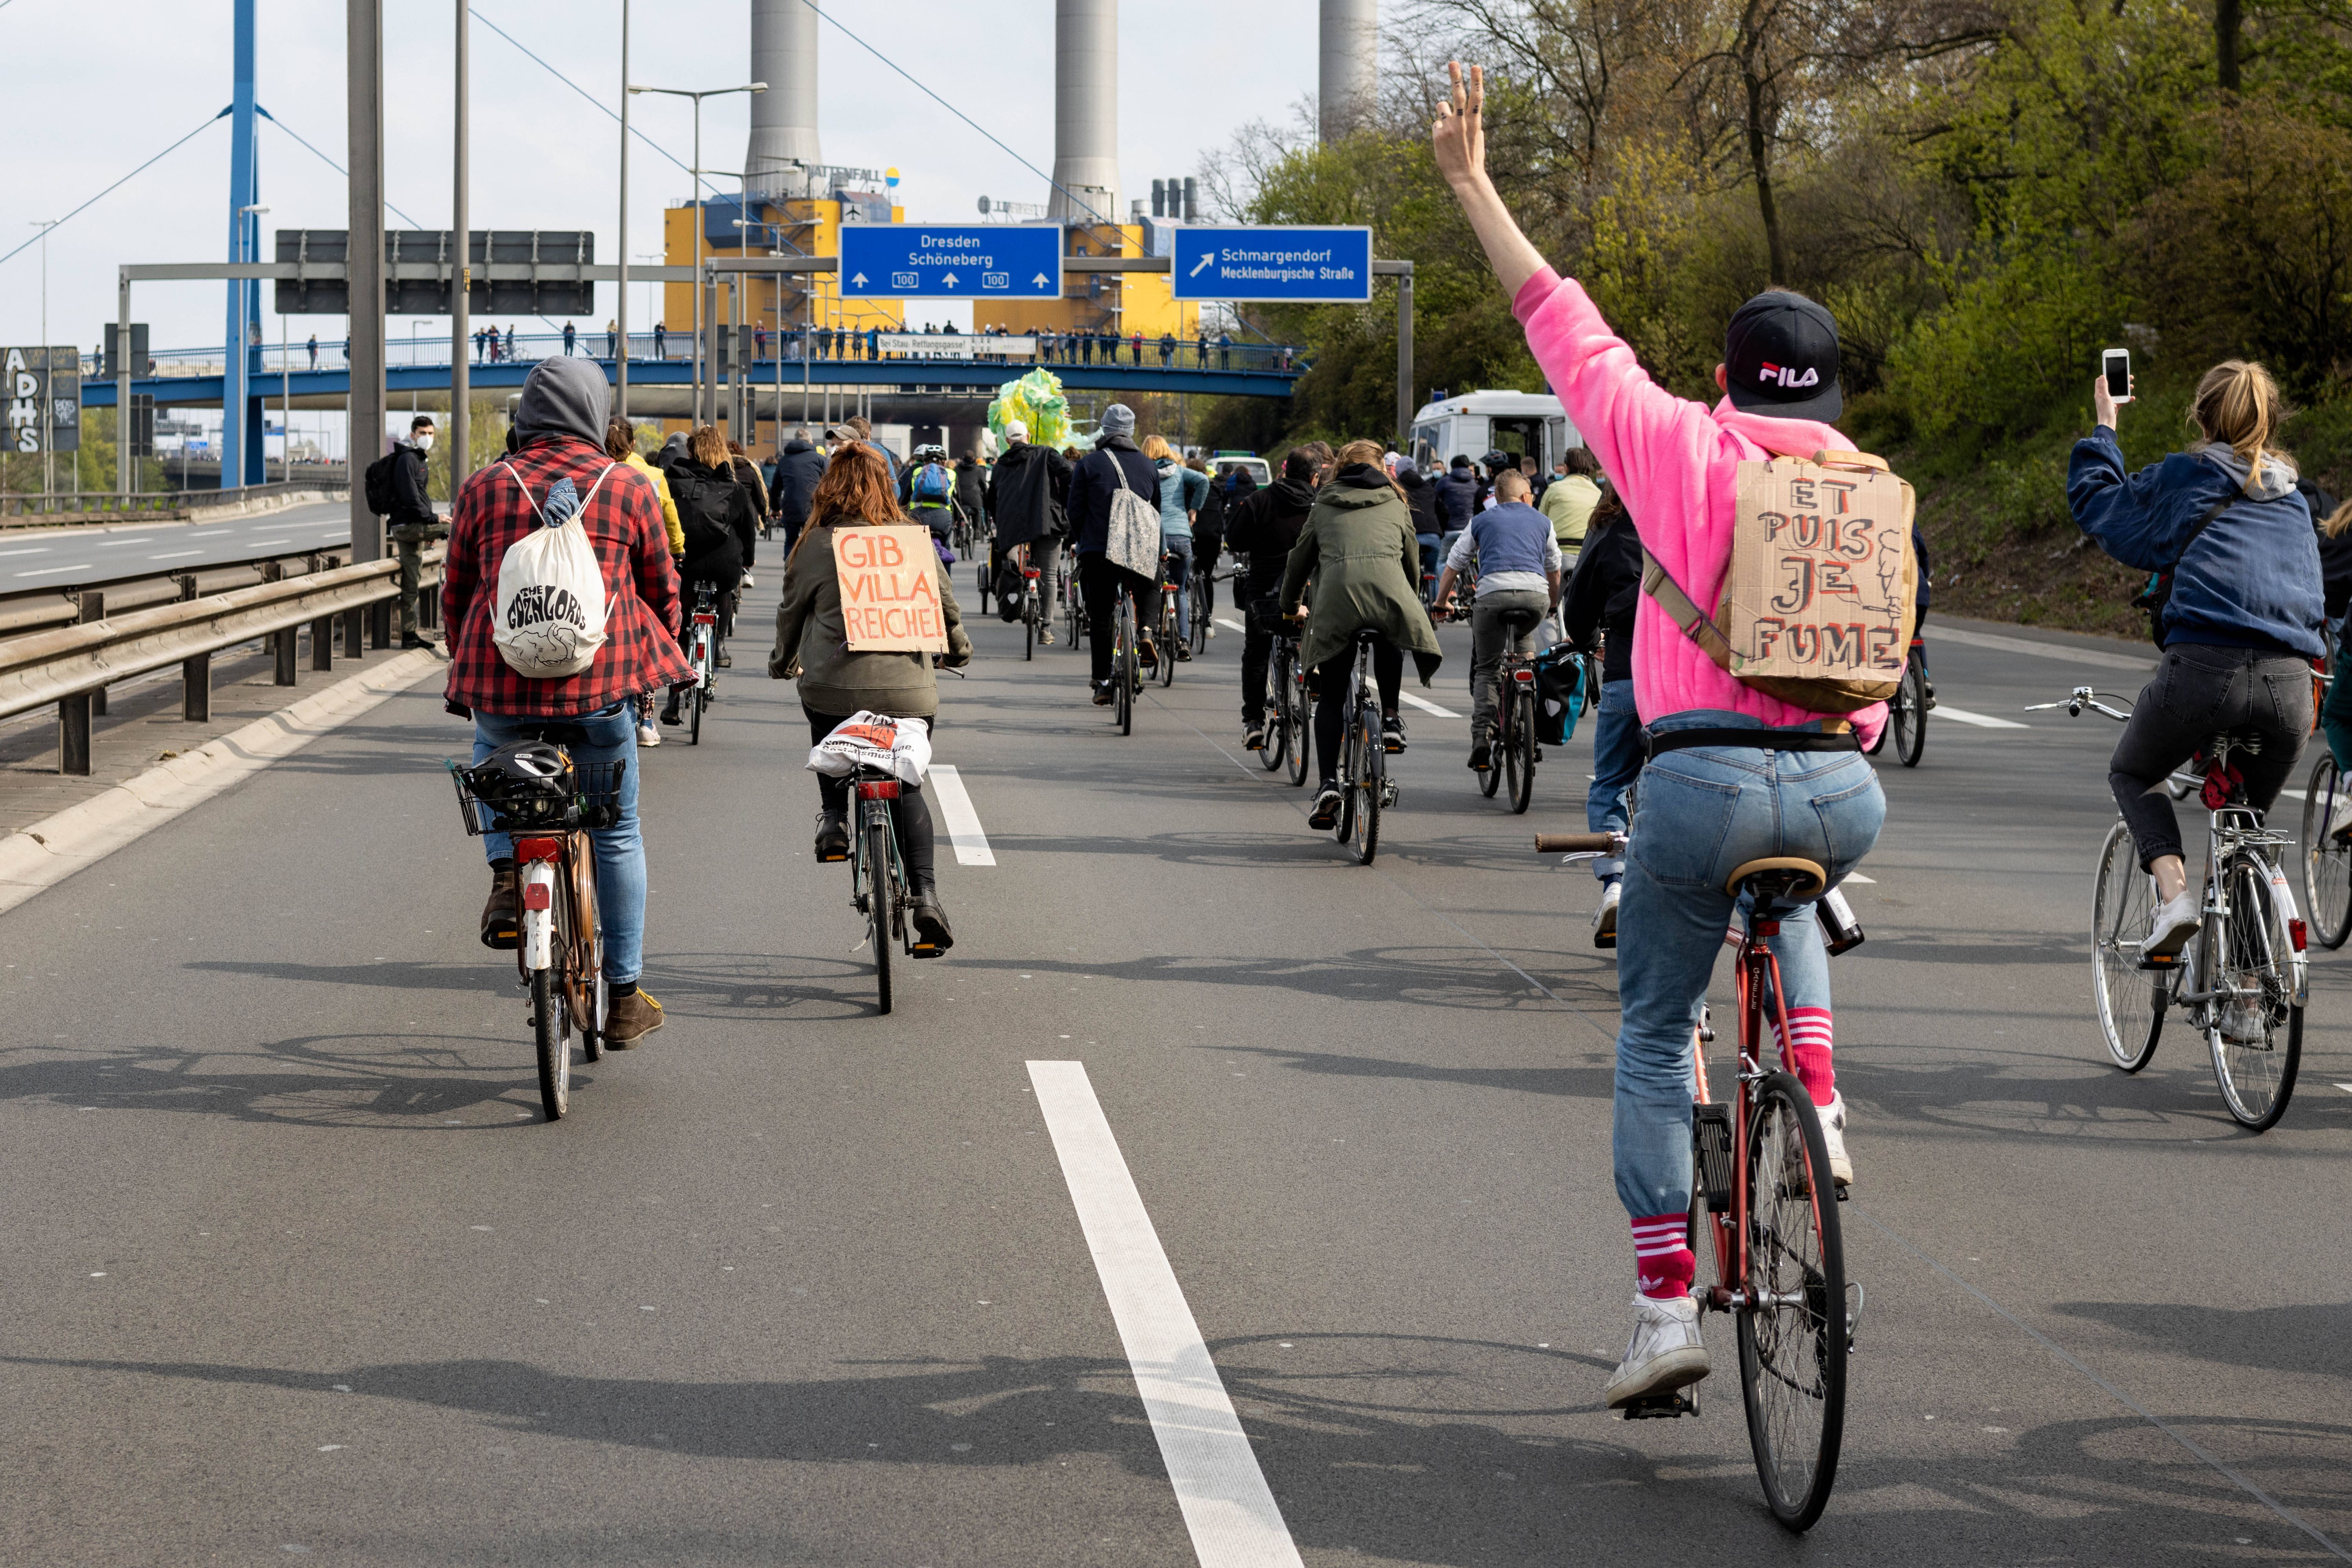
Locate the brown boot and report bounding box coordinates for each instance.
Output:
[604,987,665,1048]
[480,860,519,949]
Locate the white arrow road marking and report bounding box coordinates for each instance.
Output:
[926,765,995,867]
[1397,691,1460,718]
[1934,706,2029,730]
[1189,253,1216,277]
[1028,1061,1305,1568]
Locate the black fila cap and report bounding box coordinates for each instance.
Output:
[1723,290,1842,425]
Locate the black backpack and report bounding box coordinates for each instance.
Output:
[364,451,399,516]
[672,467,737,557]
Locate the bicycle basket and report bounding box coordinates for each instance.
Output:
[449,753,627,835]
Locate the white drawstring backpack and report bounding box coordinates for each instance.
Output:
[492,461,616,678]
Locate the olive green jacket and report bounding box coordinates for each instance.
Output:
[769,520,972,718]
[1279,469,1445,681]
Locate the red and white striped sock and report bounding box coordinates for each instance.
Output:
[1631,1213,1694,1300]
[1769,1006,1836,1105]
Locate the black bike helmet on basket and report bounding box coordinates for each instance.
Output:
[465,741,574,812]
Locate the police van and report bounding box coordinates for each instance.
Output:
[1407,390,1579,477]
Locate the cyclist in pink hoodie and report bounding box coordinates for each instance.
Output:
[1435,62,1887,1410]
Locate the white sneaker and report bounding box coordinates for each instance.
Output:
[1592,881,1620,949]
[637,721,661,748]
[1207,622,1217,638]
[2140,889,2200,960]
[1603,1293,1710,1408]
[1817,1093,1852,1191]
[2328,794,2352,844]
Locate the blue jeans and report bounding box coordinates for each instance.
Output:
[1585,679,1640,882]
[1612,711,1885,1225]
[1162,534,1193,641]
[473,704,646,987]
[1417,534,1442,600]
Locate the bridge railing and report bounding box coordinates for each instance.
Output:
[1,479,350,524]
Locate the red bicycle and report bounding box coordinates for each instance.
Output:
[1538,829,1861,1530]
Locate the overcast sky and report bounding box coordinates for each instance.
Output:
[0,0,1331,355]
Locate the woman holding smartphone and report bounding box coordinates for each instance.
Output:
[2069,357,2325,958]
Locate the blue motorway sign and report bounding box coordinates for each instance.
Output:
[1172,226,1374,303]
[837,225,1063,299]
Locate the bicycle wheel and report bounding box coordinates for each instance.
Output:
[532,968,571,1121]
[1258,666,1286,773]
[572,851,604,1063]
[2091,820,2164,1072]
[2299,754,2352,949]
[1158,606,1178,687]
[1354,700,1382,866]
[1286,657,1310,788]
[1190,580,1209,656]
[867,809,895,1016]
[1508,689,1536,815]
[1117,608,1136,737]
[1024,596,1035,661]
[1737,1071,1847,1532]
[1893,653,1927,767]
[2207,849,2301,1130]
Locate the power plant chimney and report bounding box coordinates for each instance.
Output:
[1318,0,1378,143]
[1049,0,1119,225]
[747,0,820,196]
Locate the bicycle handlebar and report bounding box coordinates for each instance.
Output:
[2023,684,2134,722]
[1535,831,1622,853]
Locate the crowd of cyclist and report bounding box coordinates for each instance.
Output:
[430,57,2352,1430]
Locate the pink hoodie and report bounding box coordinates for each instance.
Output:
[1514,269,1887,748]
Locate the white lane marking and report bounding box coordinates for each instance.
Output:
[0,546,51,557]
[926,764,995,867]
[93,537,156,547]
[1935,705,2029,730]
[1844,873,1876,884]
[189,529,230,536]
[1027,1061,1305,1568]
[16,564,92,577]
[1215,617,1247,633]
[150,550,203,560]
[2336,1083,2352,1094]
[1928,625,2155,673]
[1398,691,1460,718]
[250,538,292,546]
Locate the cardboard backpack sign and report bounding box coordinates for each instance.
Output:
[492,463,615,678]
[1641,450,1916,714]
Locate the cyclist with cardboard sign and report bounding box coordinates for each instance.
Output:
[1437,60,1888,1419]
[771,443,970,953]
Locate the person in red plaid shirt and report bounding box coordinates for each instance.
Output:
[443,357,695,1045]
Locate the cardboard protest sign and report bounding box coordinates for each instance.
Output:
[1719,455,1915,701]
[832,525,948,652]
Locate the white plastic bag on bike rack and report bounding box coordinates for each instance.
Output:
[806,710,933,786]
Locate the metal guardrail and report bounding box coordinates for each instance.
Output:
[0,549,437,726]
[0,543,395,637]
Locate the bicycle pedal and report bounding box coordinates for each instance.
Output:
[817,851,849,864]
[1620,1387,1700,1420]
[2137,953,2181,971]
[909,942,943,959]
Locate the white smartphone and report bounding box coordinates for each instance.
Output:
[2101,348,2132,404]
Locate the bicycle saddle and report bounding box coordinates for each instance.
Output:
[1725,856,1828,903]
[1494,606,1545,632]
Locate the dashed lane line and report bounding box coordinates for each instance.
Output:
[926,764,995,867]
[1397,690,1460,719]
[1928,624,2156,673]
[1214,617,1246,633]
[1027,1061,1306,1568]
[1935,705,2029,730]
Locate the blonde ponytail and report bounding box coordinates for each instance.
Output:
[2326,499,2352,540]
[2189,359,2289,497]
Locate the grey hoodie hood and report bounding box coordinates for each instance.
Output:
[2199,443,2298,502]
[514,356,610,446]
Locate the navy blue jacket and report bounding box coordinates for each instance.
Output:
[2067,429,2323,658]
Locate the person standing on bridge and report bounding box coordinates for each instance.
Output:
[385,414,444,651]
[606,318,618,360]
[563,322,577,358]
[654,320,667,360]
[504,325,517,362]
[443,356,693,1047]
[771,442,970,952]
[306,334,318,371]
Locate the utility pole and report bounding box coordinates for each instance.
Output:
[616,0,631,425]
[29,220,56,497]
[627,82,765,430]
[450,0,470,496]
[224,0,259,490]
[348,0,387,570]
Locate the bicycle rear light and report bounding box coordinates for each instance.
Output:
[1512,668,1535,684]
[2289,916,2308,952]
[521,883,552,911]
[857,779,901,800]
[693,613,717,626]
[515,835,563,862]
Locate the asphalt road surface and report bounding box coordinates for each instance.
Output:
[0,501,362,592]
[3,571,2347,1566]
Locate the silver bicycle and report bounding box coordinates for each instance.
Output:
[2033,686,2306,1131]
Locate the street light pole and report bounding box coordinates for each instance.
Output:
[243,204,276,484]
[450,0,470,496]
[616,0,630,425]
[626,81,764,431]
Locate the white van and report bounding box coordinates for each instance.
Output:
[1408,390,1580,476]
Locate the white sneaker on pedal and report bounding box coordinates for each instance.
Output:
[637,720,661,748]
[1603,1293,1710,1408]
[1592,881,1621,949]
[2328,794,2352,844]
[1818,1092,1853,1191]
[2140,889,2200,960]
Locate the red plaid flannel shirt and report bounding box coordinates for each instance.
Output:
[441,436,697,718]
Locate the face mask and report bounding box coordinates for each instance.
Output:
[417,433,436,450]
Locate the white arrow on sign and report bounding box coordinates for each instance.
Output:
[1189,252,1216,277]
[851,272,867,289]
[942,275,958,289]
[1032,272,1050,288]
